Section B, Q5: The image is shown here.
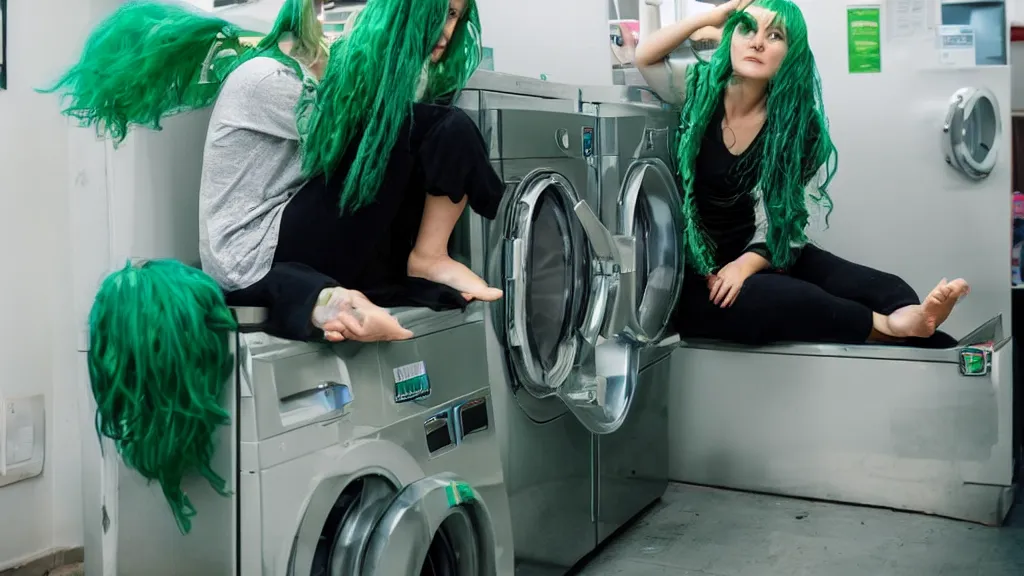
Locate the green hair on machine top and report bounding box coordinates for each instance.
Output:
[40,0,326,144]
[88,260,238,534]
[296,0,483,214]
[675,0,839,275]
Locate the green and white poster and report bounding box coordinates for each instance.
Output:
[847,6,882,74]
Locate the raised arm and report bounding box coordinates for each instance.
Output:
[634,0,749,105]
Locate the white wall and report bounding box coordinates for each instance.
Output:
[475,0,613,84]
[0,0,90,568]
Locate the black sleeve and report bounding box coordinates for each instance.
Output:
[224,262,339,341]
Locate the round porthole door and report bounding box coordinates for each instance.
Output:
[616,158,684,343]
[943,86,1002,180]
[500,171,594,401]
[361,473,497,576]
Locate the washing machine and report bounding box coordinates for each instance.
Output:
[580,84,682,542]
[104,305,515,576]
[456,71,683,574]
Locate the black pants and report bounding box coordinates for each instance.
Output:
[225,103,504,340]
[674,244,957,348]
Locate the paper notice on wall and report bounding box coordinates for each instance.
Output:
[847,6,883,74]
[886,0,935,40]
[937,25,976,67]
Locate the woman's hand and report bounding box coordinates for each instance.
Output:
[706,261,751,308]
[707,0,755,27]
[706,251,769,308]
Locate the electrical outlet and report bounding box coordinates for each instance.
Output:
[0,394,46,488]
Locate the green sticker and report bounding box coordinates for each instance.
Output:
[847,7,882,74]
[445,481,477,508]
[481,47,495,71]
[393,361,430,403]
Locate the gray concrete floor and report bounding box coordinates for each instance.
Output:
[577,483,1024,576]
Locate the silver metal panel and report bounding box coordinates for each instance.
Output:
[667,338,1017,526]
[466,70,581,102]
[113,339,238,576]
[596,354,671,543]
[497,110,596,160]
[479,91,579,115]
[579,84,668,111]
[678,314,1004,363]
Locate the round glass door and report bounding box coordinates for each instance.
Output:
[362,473,497,576]
[617,159,684,343]
[943,86,1002,181]
[503,171,590,399]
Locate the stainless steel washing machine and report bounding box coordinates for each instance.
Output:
[100,305,515,576]
[581,84,683,543]
[456,71,682,574]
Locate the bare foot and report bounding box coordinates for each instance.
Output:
[884,278,970,338]
[313,288,414,342]
[408,250,503,302]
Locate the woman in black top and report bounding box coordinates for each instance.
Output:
[635,0,969,346]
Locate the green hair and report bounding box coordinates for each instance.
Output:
[87,260,238,534]
[40,0,325,144]
[676,0,838,275]
[297,0,482,214]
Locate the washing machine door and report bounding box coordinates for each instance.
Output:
[616,158,684,342]
[362,473,498,576]
[501,169,642,435]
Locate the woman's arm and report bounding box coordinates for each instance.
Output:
[634,4,731,69]
[635,0,747,105]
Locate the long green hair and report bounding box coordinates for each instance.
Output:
[40,0,326,144]
[676,0,838,274]
[87,260,237,534]
[298,0,483,213]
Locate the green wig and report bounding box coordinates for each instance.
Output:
[41,0,326,144]
[676,0,838,275]
[297,0,483,214]
[87,260,238,534]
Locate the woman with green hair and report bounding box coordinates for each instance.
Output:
[45,0,501,532]
[635,0,969,346]
[49,0,501,343]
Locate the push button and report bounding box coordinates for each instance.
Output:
[424,411,455,454]
[454,397,489,442]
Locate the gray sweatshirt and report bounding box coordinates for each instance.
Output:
[198,56,310,292]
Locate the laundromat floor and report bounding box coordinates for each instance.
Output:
[577,482,1024,576]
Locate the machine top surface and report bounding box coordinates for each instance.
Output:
[579,84,667,110]
[465,70,580,102]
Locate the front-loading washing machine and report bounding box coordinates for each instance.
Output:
[580,84,683,543]
[101,305,515,576]
[456,71,684,574]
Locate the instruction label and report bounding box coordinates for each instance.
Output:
[393,361,431,404]
[847,6,882,74]
[937,26,976,67]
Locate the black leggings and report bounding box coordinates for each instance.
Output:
[674,245,957,348]
[225,103,504,340]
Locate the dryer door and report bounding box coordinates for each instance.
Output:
[616,158,684,342]
[362,473,498,576]
[502,170,598,399]
[500,169,644,435]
